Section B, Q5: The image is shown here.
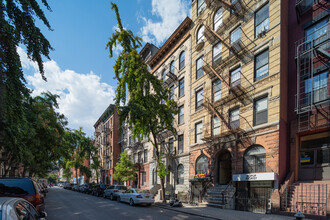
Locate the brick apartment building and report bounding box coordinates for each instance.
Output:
[94,104,120,185]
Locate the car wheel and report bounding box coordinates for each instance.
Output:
[129,198,134,206]
[146,204,152,207]
[103,193,106,198]
[110,194,113,201]
[117,196,121,202]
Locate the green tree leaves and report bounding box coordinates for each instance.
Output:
[113,151,136,183]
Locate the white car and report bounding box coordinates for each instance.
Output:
[118,188,154,206]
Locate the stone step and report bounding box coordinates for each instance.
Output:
[207,202,225,208]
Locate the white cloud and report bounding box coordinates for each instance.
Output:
[140,0,191,45]
[18,47,115,137]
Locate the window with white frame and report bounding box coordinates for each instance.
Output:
[213,116,221,136]
[195,122,203,143]
[255,3,269,37]
[162,69,166,82]
[255,50,269,81]
[230,26,241,44]
[229,108,240,129]
[142,172,146,185]
[197,26,204,44]
[213,79,221,102]
[304,71,328,105]
[197,0,205,15]
[178,105,184,124]
[196,155,208,174]
[144,149,148,163]
[177,164,184,184]
[254,96,268,126]
[196,56,204,79]
[213,42,222,65]
[195,89,203,110]
[169,85,174,100]
[230,67,241,87]
[214,8,223,31]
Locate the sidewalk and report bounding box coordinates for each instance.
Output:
[154,202,306,220]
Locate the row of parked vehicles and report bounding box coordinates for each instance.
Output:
[0,177,48,219]
[63,183,155,206]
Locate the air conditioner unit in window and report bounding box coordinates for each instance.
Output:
[257,27,267,38]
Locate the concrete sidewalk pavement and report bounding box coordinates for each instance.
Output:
[154,203,304,220]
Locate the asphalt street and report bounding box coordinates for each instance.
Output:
[45,187,211,220]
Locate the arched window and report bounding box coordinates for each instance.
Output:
[244,145,266,173]
[214,8,223,31]
[179,51,185,70]
[161,69,166,82]
[196,154,209,174]
[170,61,175,74]
[197,26,204,44]
[177,164,184,184]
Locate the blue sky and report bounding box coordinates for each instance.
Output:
[20,0,191,137]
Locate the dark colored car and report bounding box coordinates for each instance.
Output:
[91,184,108,197]
[0,178,45,214]
[84,183,95,194]
[63,183,73,190]
[0,197,47,220]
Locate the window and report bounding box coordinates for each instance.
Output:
[304,71,328,105]
[229,108,240,129]
[197,0,205,15]
[142,172,146,185]
[255,50,269,81]
[213,116,221,136]
[195,122,203,143]
[230,67,241,87]
[169,138,174,153]
[160,141,165,153]
[161,69,166,82]
[230,26,241,44]
[305,19,328,44]
[133,153,137,163]
[255,3,269,38]
[144,149,148,163]
[196,56,204,79]
[179,78,184,97]
[169,85,174,100]
[179,51,185,70]
[177,164,184,184]
[197,26,204,44]
[178,105,184,124]
[195,89,203,110]
[196,155,208,174]
[213,79,221,102]
[213,42,222,66]
[138,151,142,163]
[214,8,223,31]
[254,96,268,126]
[178,134,184,154]
[170,61,175,74]
[244,145,266,173]
[153,169,158,185]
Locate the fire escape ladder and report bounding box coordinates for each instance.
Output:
[203,97,231,130]
[204,25,232,50]
[314,103,330,125]
[202,59,231,89]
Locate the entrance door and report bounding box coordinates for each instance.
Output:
[299,137,330,181]
[218,151,232,185]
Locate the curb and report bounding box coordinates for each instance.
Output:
[154,204,222,220]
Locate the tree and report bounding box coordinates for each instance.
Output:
[0,0,53,174]
[48,174,58,184]
[63,128,97,184]
[107,2,178,202]
[113,151,136,184]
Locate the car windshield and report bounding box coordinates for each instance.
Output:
[0,179,35,195]
[135,189,150,194]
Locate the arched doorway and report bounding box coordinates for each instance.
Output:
[217,150,232,185]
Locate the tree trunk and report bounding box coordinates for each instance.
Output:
[75,167,78,185]
[160,177,166,203]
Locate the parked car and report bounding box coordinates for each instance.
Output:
[104,185,127,200]
[84,183,95,194]
[91,184,108,197]
[63,183,73,190]
[0,197,47,220]
[0,178,45,213]
[118,188,154,206]
[72,184,79,191]
[78,184,89,193]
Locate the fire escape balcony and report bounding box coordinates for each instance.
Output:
[163,71,178,88]
[295,0,326,23]
[205,0,248,17]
